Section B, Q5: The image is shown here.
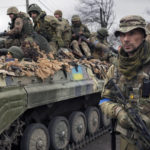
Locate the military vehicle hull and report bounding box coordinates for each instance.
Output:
[0,65,110,150]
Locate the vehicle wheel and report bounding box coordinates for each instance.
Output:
[85,107,100,135]
[48,116,70,150]
[69,111,87,143]
[20,123,50,150]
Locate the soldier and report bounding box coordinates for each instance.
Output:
[99,15,150,150]
[90,28,117,64]
[54,10,71,48]
[146,23,150,43]
[71,15,91,58]
[28,4,64,53]
[0,6,50,53]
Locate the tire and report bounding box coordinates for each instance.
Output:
[48,116,70,150]
[20,123,50,150]
[85,107,100,135]
[69,111,87,143]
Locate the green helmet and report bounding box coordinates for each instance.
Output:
[97,28,109,37]
[8,46,24,60]
[54,10,62,17]
[115,15,146,37]
[7,7,19,15]
[71,15,80,22]
[28,4,42,15]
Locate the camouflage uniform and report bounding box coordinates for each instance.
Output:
[54,10,71,48]
[1,7,50,53]
[28,4,63,53]
[71,15,91,57]
[90,28,117,64]
[99,16,150,150]
[146,23,150,43]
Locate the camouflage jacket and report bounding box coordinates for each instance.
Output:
[7,12,34,39]
[57,18,71,47]
[33,11,61,43]
[71,24,90,41]
[90,36,117,64]
[101,41,150,146]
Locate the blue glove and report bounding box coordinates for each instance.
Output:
[99,98,110,105]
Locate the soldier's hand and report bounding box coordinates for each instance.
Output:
[79,31,83,35]
[116,108,134,129]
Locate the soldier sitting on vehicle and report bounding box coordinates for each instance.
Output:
[90,28,117,64]
[28,4,63,53]
[71,15,91,58]
[54,10,71,48]
[0,6,50,54]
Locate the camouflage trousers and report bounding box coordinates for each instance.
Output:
[71,40,91,57]
[120,136,138,150]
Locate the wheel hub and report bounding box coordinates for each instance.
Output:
[77,124,83,133]
[36,139,44,149]
[59,130,66,141]
[93,118,98,126]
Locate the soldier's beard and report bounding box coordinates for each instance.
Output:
[73,23,81,27]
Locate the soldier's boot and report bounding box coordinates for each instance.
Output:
[71,40,83,57]
[81,41,91,57]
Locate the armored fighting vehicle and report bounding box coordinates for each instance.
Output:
[0,48,110,150]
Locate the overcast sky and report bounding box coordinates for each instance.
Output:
[0,0,150,32]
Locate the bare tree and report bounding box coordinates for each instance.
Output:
[76,0,115,30]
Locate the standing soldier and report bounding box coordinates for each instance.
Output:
[28,4,63,53]
[71,15,91,58]
[0,6,50,53]
[90,28,117,64]
[54,10,71,48]
[99,15,150,150]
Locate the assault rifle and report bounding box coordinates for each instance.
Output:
[107,78,150,149]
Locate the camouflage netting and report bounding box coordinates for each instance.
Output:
[0,43,110,80]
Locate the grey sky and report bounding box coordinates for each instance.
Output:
[0,0,150,32]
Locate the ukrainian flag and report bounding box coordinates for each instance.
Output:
[72,66,83,80]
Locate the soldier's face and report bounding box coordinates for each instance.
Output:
[54,14,60,19]
[9,14,15,20]
[120,29,145,53]
[30,12,38,19]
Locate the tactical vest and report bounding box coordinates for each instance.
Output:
[34,13,57,42]
[17,12,34,37]
[71,24,87,40]
[114,62,150,112]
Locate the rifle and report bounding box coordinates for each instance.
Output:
[107,78,150,149]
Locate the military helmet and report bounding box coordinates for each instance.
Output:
[115,15,146,37]
[28,4,42,15]
[54,10,62,17]
[71,15,81,22]
[97,28,109,37]
[8,46,24,60]
[7,7,19,15]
